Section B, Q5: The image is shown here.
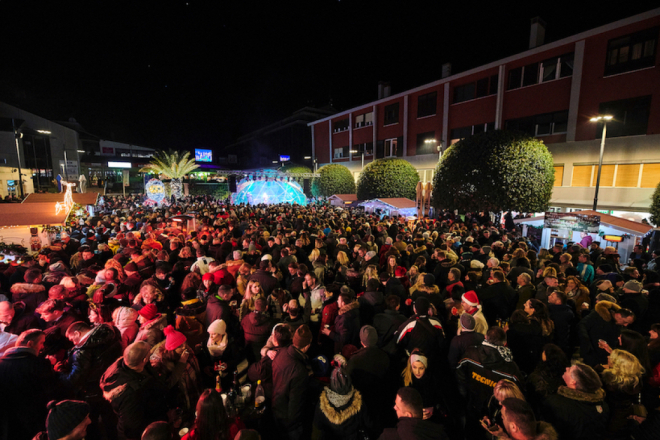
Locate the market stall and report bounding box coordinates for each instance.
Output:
[514,210,653,256]
[359,198,417,218]
[328,194,359,207]
[0,203,72,256]
[22,192,99,216]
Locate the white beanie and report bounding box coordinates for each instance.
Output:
[208,319,227,335]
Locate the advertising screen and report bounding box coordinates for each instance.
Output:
[195,149,213,162]
[279,155,290,162]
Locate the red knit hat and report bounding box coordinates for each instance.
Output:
[462,291,479,307]
[202,273,214,281]
[163,325,187,351]
[138,303,159,321]
[395,267,406,278]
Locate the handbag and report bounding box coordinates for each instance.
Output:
[632,392,648,418]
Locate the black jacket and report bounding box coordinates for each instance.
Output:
[373,309,407,356]
[4,301,39,335]
[61,323,123,399]
[578,301,622,367]
[448,330,485,369]
[329,301,361,352]
[272,344,311,430]
[313,388,371,440]
[541,386,609,440]
[100,357,185,440]
[0,347,66,440]
[477,282,515,326]
[548,303,575,355]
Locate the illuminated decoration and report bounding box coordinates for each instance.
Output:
[279,155,290,162]
[604,234,623,242]
[55,182,75,215]
[231,178,307,206]
[195,149,213,162]
[145,178,166,204]
[170,178,183,200]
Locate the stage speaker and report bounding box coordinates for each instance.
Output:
[228,175,237,193]
[303,178,310,194]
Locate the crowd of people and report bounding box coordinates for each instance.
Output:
[0,194,659,440]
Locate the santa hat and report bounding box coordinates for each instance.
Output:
[163,325,187,351]
[462,291,479,307]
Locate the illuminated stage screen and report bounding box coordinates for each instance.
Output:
[195,149,213,162]
[231,178,307,206]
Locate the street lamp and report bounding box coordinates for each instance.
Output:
[350,149,365,170]
[589,115,613,211]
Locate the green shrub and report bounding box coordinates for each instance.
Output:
[311,164,356,197]
[356,158,419,200]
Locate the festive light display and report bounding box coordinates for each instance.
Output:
[231,178,307,206]
[170,178,183,200]
[145,178,166,204]
[55,182,75,215]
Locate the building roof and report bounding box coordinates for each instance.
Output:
[23,192,99,205]
[0,204,70,227]
[329,194,358,201]
[362,198,417,209]
[513,210,653,236]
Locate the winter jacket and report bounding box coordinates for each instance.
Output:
[377,417,448,440]
[113,307,139,349]
[373,309,407,356]
[478,282,515,326]
[0,347,64,440]
[313,387,371,440]
[541,386,609,440]
[10,283,46,313]
[456,341,523,416]
[515,283,536,310]
[329,301,361,352]
[396,314,445,360]
[150,341,201,411]
[448,330,485,369]
[346,346,390,393]
[100,357,185,440]
[241,310,274,362]
[358,290,384,326]
[548,303,575,356]
[272,344,311,431]
[578,301,622,367]
[60,323,123,399]
[42,310,79,358]
[175,299,207,348]
[3,301,40,335]
[506,319,549,374]
[135,314,167,347]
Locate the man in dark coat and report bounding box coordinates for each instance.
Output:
[36,299,80,361]
[321,292,361,353]
[206,284,237,331]
[0,329,65,440]
[272,325,313,440]
[547,290,576,358]
[395,296,445,365]
[578,300,634,367]
[541,362,609,440]
[0,300,39,335]
[378,387,448,440]
[456,327,522,437]
[358,278,384,326]
[248,260,279,296]
[477,271,515,327]
[241,297,275,363]
[59,321,123,440]
[100,341,188,440]
[373,294,407,357]
[448,313,485,369]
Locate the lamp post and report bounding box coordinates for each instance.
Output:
[589,115,613,211]
[304,156,317,172]
[350,149,365,170]
[11,118,24,198]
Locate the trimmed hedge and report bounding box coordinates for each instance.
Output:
[356,158,419,200]
[311,164,356,197]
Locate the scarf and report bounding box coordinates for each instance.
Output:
[207,333,228,357]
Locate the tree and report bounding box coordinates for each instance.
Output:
[651,180,660,226]
[431,130,555,213]
[356,158,419,200]
[311,164,356,197]
[139,150,199,200]
[280,163,313,196]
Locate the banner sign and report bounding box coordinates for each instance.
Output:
[544,212,600,233]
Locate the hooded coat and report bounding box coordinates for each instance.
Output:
[541,386,609,440]
[241,310,274,363]
[313,387,371,440]
[9,283,46,313]
[578,300,622,367]
[175,299,207,348]
[329,301,361,353]
[113,307,139,349]
[272,344,311,431]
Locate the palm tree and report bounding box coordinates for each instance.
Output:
[139,150,199,200]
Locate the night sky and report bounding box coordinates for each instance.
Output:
[0,0,657,152]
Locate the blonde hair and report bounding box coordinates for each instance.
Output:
[362,265,379,287]
[401,353,427,386]
[240,281,265,321]
[309,248,320,264]
[336,251,349,266]
[409,271,426,294]
[60,276,80,290]
[494,379,525,402]
[512,249,526,259]
[135,284,163,304]
[179,247,193,259]
[602,349,645,392]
